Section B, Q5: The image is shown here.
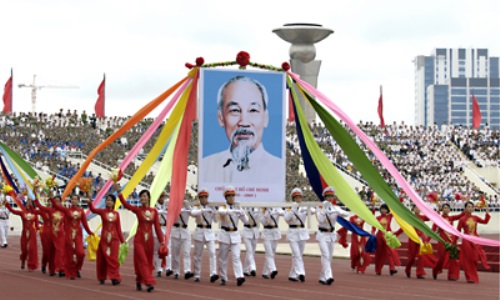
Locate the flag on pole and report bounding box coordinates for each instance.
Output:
[377,85,385,128]
[2,69,13,114]
[472,92,481,130]
[94,74,105,118]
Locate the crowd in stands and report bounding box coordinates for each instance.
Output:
[0,110,498,210]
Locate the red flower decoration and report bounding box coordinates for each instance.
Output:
[236,51,250,67]
[195,57,204,66]
[281,62,290,71]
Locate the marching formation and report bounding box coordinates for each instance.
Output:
[0,184,493,293]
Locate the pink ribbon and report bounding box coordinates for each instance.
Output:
[85,79,191,216]
[289,72,499,247]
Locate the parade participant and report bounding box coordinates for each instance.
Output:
[402,206,433,279]
[37,198,51,274]
[315,187,350,285]
[285,188,310,282]
[456,201,491,284]
[260,206,283,279]
[5,198,39,271]
[432,203,463,281]
[371,203,400,276]
[153,191,171,277]
[171,200,194,280]
[342,214,371,274]
[190,188,219,283]
[0,197,10,248]
[218,186,247,286]
[34,195,66,277]
[119,189,165,292]
[242,206,260,277]
[88,194,125,285]
[51,194,94,279]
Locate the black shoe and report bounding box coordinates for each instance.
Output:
[250,270,256,277]
[327,278,334,285]
[319,280,328,285]
[166,269,173,276]
[210,274,219,283]
[184,272,194,280]
[406,273,411,278]
[270,270,278,279]
[262,275,270,279]
[237,277,245,286]
[42,266,46,274]
[244,272,251,277]
[174,274,179,279]
[220,279,226,286]
[432,273,437,280]
[288,277,298,282]
[299,274,305,282]
[448,278,458,281]
[417,276,425,279]
[194,277,200,282]
[70,277,75,280]
[49,273,56,277]
[136,283,142,291]
[467,281,475,284]
[21,264,25,270]
[99,280,105,285]
[77,271,81,278]
[59,271,65,277]
[146,285,154,292]
[112,280,121,286]
[390,270,398,276]
[157,271,162,277]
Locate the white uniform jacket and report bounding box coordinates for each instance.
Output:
[284,206,310,242]
[315,202,349,242]
[241,208,261,240]
[190,204,217,242]
[260,207,283,241]
[218,205,248,244]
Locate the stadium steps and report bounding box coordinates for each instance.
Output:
[369,241,499,273]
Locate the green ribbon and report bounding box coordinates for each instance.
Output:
[0,141,38,178]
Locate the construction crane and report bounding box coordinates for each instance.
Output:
[18,75,79,113]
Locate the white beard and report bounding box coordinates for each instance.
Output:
[231,140,251,171]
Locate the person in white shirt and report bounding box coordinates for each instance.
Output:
[153,191,172,277]
[242,206,261,277]
[171,200,193,280]
[260,206,284,279]
[315,187,349,285]
[190,188,219,283]
[218,186,248,286]
[285,188,310,282]
[0,197,10,248]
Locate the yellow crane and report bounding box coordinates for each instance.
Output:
[18,74,79,113]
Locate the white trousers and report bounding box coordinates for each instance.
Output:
[193,238,217,278]
[218,241,243,281]
[262,239,278,275]
[288,240,306,278]
[171,236,192,275]
[154,235,171,272]
[0,224,8,245]
[318,239,335,281]
[243,237,257,273]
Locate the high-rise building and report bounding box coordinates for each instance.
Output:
[414,48,500,129]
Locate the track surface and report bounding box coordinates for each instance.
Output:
[0,237,498,300]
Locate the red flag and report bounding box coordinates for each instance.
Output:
[472,93,481,129]
[377,85,385,128]
[94,74,105,118]
[288,91,295,122]
[2,69,13,114]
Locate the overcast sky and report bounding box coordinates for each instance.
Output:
[0,0,499,124]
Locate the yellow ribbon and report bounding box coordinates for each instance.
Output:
[392,210,433,255]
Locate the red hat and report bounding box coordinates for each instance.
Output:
[161,191,167,196]
[290,188,303,199]
[224,186,236,197]
[322,187,335,197]
[198,188,209,197]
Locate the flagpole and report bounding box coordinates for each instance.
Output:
[103,73,106,118]
[10,68,13,113]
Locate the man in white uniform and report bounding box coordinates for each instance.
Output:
[260,206,284,279]
[154,191,172,276]
[218,186,248,286]
[190,188,219,283]
[242,206,260,277]
[316,187,349,285]
[0,197,10,248]
[285,188,310,282]
[200,76,282,183]
[171,200,194,280]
